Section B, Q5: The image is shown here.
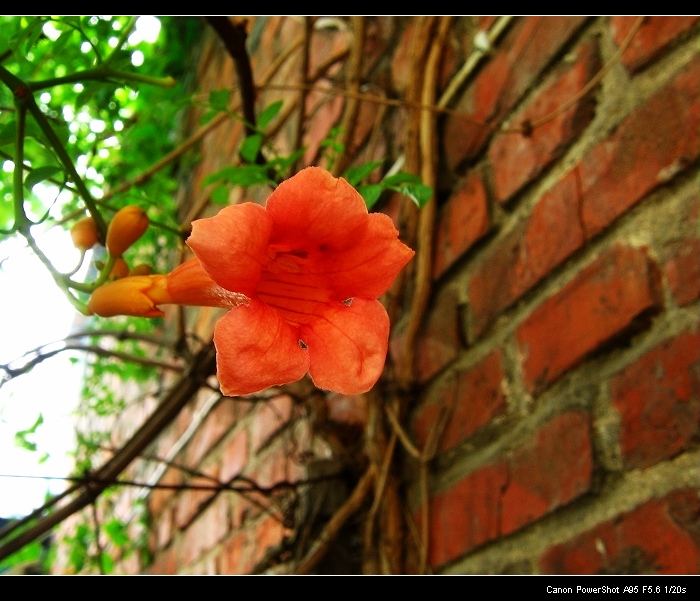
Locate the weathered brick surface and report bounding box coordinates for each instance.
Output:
[220,428,248,483]
[415,286,462,382]
[517,246,662,394]
[251,394,293,453]
[444,16,586,169]
[489,40,600,204]
[174,468,221,531]
[611,331,700,470]
[180,493,230,566]
[219,531,252,575]
[540,489,700,574]
[664,238,700,307]
[423,412,592,568]
[432,169,490,279]
[325,392,368,428]
[185,399,238,468]
[425,462,509,568]
[470,168,585,336]
[580,59,699,238]
[501,412,593,535]
[414,350,506,453]
[611,16,699,73]
[148,465,182,517]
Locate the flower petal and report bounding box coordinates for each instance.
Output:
[266,167,415,299]
[310,212,415,299]
[214,298,309,396]
[266,167,369,251]
[188,202,273,295]
[300,297,390,395]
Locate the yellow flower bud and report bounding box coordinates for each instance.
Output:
[106,206,149,257]
[88,275,171,317]
[129,264,153,276]
[70,216,99,251]
[109,257,130,280]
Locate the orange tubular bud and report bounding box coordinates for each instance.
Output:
[70,216,99,250]
[129,264,153,276]
[106,206,149,257]
[88,275,172,318]
[109,257,130,280]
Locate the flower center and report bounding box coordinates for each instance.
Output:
[256,246,332,326]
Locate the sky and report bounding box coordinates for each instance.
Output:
[0,228,84,517]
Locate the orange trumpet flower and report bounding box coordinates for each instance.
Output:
[90,167,414,396]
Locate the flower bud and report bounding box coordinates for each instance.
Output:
[88,275,171,317]
[106,206,149,257]
[129,264,153,276]
[109,257,130,280]
[70,216,99,251]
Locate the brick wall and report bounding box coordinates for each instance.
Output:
[98,16,698,574]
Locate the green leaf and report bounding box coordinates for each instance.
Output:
[24,165,62,190]
[239,133,262,163]
[388,182,433,208]
[382,171,421,187]
[0,120,17,147]
[208,89,230,112]
[15,413,44,452]
[342,160,383,187]
[257,100,283,129]
[101,553,115,574]
[210,183,229,205]
[104,519,130,547]
[357,183,383,209]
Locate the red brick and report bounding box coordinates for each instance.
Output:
[390,20,419,95]
[180,493,230,565]
[489,40,600,203]
[415,286,462,382]
[221,428,248,483]
[611,16,699,73]
[611,331,700,470]
[581,59,700,238]
[518,246,662,394]
[249,515,288,570]
[414,351,506,453]
[664,239,700,307]
[149,466,182,516]
[501,412,593,535]
[174,469,220,531]
[185,399,238,468]
[249,443,304,490]
[432,170,490,279]
[251,394,293,452]
[444,16,587,169]
[219,531,252,575]
[154,505,174,551]
[540,489,700,574]
[420,411,591,568]
[470,169,585,336]
[325,392,368,427]
[302,86,344,166]
[147,545,178,575]
[423,463,509,568]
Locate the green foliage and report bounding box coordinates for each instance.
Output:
[14,413,43,453]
